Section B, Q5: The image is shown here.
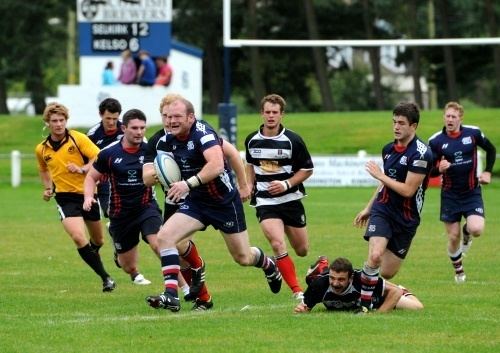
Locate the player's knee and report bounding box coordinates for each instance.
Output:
[468,225,483,237]
[294,246,308,257]
[232,252,252,266]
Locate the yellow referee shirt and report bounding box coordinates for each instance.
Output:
[35,130,100,194]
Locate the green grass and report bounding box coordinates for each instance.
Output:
[1,108,499,185]
[1,111,499,352]
[1,182,499,353]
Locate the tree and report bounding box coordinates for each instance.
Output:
[361,0,385,110]
[303,0,334,111]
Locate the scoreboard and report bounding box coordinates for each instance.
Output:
[77,0,172,56]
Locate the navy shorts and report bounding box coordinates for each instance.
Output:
[256,200,307,228]
[55,192,100,222]
[440,188,485,223]
[109,205,163,253]
[178,196,247,234]
[97,182,110,218]
[363,213,417,259]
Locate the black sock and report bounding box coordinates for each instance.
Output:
[77,243,109,281]
[89,240,102,254]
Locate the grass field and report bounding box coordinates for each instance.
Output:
[1,183,499,353]
[0,111,499,352]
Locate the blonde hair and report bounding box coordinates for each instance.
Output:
[159,93,184,113]
[444,101,464,117]
[43,102,69,123]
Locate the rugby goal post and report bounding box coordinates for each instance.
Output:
[223,0,500,48]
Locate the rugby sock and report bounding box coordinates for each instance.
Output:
[89,240,102,254]
[77,243,110,281]
[448,248,464,275]
[276,253,302,293]
[160,248,180,297]
[180,240,203,269]
[180,265,192,285]
[360,262,379,309]
[252,247,274,274]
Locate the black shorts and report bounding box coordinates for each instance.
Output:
[363,213,417,259]
[440,188,485,223]
[109,205,163,253]
[55,192,100,222]
[256,200,307,228]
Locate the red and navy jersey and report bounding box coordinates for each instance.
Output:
[93,139,158,219]
[429,125,495,194]
[371,136,433,226]
[245,125,314,207]
[145,121,238,205]
[87,121,123,149]
[303,270,385,311]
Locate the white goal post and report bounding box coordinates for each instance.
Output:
[223,0,500,48]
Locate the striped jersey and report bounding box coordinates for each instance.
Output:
[245,125,313,207]
[87,121,123,149]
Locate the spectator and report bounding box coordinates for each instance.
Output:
[136,50,156,86]
[102,61,117,85]
[154,56,173,86]
[118,49,137,85]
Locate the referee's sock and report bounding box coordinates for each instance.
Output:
[77,243,110,281]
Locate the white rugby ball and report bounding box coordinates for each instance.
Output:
[154,153,181,189]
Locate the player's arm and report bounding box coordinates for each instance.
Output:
[377,281,403,313]
[142,163,158,187]
[479,138,496,185]
[167,145,225,202]
[366,160,426,198]
[38,170,54,201]
[222,140,251,201]
[83,167,102,211]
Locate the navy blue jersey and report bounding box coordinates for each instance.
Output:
[87,121,123,149]
[93,139,158,219]
[303,270,385,311]
[371,136,432,227]
[145,121,237,205]
[245,125,314,207]
[429,125,494,194]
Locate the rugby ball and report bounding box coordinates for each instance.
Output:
[154,153,181,189]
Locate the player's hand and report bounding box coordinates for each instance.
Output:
[238,183,252,202]
[294,303,310,313]
[353,209,370,228]
[479,171,491,185]
[167,181,190,202]
[83,196,96,211]
[42,188,53,201]
[365,161,384,180]
[67,162,83,174]
[438,157,451,173]
[268,180,288,195]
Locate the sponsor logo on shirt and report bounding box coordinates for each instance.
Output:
[400,156,408,165]
[462,136,472,145]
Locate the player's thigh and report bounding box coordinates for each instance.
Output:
[260,218,286,243]
[285,225,309,256]
[85,220,104,244]
[221,231,254,265]
[61,217,88,247]
[160,212,204,245]
[380,250,403,279]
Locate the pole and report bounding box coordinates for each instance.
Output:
[11,150,21,188]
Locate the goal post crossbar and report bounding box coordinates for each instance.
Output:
[223,0,500,48]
